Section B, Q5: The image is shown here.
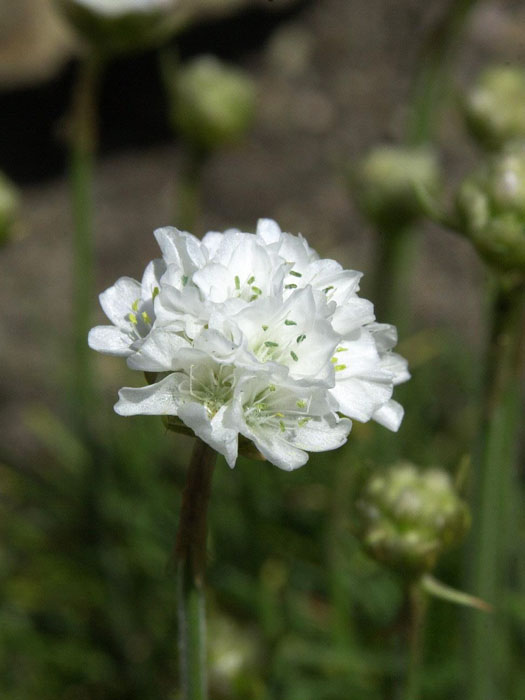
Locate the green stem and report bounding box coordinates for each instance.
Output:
[466,277,525,700]
[69,53,103,422]
[406,0,480,146]
[374,0,480,329]
[373,224,417,334]
[176,147,207,232]
[403,582,428,700]
[175,438,217,700]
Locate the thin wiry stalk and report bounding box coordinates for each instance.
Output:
[466,277,525,700]
[69,53,103,424]
[174,438,217,700]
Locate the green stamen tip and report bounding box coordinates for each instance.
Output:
[152,286,159,299]
[285,283,298,289]
[289,270,302,277]
[296,334,306,343]
[298,417,310,427]
[336,346,347,353]
[284,319,297,326]
[279,420,286,433]
[331,357,337,364]
[132,299,139,312]
[262,325,269,331]
[251,286,262,295]
[296,400,306,408]
[129,313,138,325]
[323,286,334,294]
[335,364,347,372]
[275,412,285,418]
[182,275,188,287]
[247,275,255,285]
[234,275,240,290]
[265,341,278,347]
[249,294,258,302]
[290,351,299,362]
[142,311,151,324]
[268,384,276,392]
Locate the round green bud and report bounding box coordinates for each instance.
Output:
[455,149,525,272]
[169,55,256,152]
[352,145,441,231]
[0,173,20,247]
[354,463,470,576]
[55,0,177,55]
[464,66,525,151]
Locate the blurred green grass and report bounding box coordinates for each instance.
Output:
[3,326,522,700]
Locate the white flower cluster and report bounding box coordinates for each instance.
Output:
[89,220,409,470]
[69,0,174,17]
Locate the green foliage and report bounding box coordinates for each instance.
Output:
[0,331,523,699]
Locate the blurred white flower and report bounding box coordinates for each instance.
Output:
[68,0,174,17]
[90,219,409,469]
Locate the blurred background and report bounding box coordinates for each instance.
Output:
[1,1,524,698]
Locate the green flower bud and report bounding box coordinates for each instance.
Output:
[352,145,441,231]
[0,173,20,247]
[463,66,525,151]
[354,463,470,576]
[455,149,525,272]
[169,55,256,152]
[55,0,177,54]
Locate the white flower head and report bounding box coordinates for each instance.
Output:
[90,219,409,470]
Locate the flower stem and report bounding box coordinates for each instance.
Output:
[69,52,103,423]
[374,0,479,329]
[175,438,217,700]
[466,276,525,700]
[176,146,207,232]
[373,224,417,335]
[403,581,428,700]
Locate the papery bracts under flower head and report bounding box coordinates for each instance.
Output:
[89,219,409,469]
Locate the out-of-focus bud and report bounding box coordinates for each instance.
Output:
[354,463,470,576]
[352,145,441,231]
[463,66,525,151]
[208,613,261,696]
[168,55,256,152]
[55,0,177,54]
[0,172,21,246]
[455,149,525,272]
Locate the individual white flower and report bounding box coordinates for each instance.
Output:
[88,258,165,356]
[90,219,409,469]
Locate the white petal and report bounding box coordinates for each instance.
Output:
[244,426,309,471]
[192,264,231,302]
[332,298,375,335]
[127,329,191,371]
[290,415,352,452]
[256,218,282,244]
[154,226,206,271]
[380,352,411,385]
[88,325,132,356]
[330,377,393,422]
[372,400,404,431]
[115,374,184,416]
[370,323,398,352]
[99,277,141,327]
[178,404,238,467]
[141,258,166,294]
